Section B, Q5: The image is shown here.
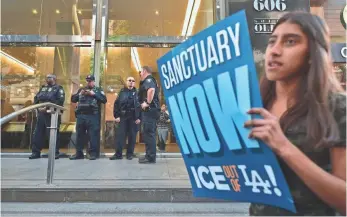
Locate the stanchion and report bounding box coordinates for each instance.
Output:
[46,107,61,185]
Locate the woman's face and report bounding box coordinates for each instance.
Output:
[265,22,309,82]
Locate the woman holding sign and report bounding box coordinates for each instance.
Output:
[245,12,346,216]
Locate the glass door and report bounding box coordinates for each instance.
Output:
[102,46,181,153]
[1,44,93,155]
[101,0,215,153]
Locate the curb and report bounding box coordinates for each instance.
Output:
[1,188,226,203]
[0,152,183,159]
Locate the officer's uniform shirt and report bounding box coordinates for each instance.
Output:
[139,75,159,109]
[34,84,65,106]
[71,86,107,114]
[114,88,139,119]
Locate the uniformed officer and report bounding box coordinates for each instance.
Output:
[110,77,141,160]
[29,74,65,159]
[138,66,160,164]
[70,75,107,160]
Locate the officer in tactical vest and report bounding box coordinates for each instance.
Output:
[29,74,65,159]
[110,77,141,160]
[70,75,107,160]
[138,66,160,164]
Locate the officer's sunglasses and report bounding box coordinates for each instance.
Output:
[127,79,135,82]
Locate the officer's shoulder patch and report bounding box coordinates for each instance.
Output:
[101,91,105,95]
[146,79,152,83]
[59,89,64,94]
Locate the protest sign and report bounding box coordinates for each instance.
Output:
[156,10,295,212]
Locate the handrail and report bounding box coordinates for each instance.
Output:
[1,102,65,185]
[0,102,65,126]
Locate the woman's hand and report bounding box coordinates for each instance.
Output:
[244,108,291,155]
[141,102,149,110]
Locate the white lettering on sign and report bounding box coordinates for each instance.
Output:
[254,21,277,34]
[238,165,282,197]
[341,47,347,58]
[253,0,287,12]
[161,22,241,90]
[191,166,231,191]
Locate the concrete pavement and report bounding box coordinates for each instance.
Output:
[1,157,250,216]
[1,157,231,203]
[1,157,189,189]
[1,202,249,216]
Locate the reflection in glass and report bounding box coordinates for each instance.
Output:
[104,47,178,152]
[1,46,93,153]
[108,0,214,37]
[1,0,93,35]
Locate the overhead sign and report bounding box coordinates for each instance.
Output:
[253,0,288,34]
[226,0,310,72]
[157,10,295,213]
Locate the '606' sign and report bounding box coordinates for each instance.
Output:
[253,0,287,11]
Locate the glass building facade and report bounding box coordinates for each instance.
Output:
[1,0,345,154]
[1,0,216,154]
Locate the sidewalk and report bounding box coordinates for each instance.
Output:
[1,157,223,203]
[1,157,189,188]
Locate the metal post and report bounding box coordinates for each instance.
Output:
[46,108,59,185]
[220,0,226,20]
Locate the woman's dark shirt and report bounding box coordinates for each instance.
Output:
[250,93,346,216]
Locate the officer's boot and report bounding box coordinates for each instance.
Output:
[88,154,97,160]
[138,156,156,164]
[69,152,84,160]
[29,153,41,159]
[110,153,123,160]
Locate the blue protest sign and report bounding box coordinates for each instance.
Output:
[156,10,295,212]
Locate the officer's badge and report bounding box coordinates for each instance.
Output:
[146,79,151,83]
[48,88,52,92]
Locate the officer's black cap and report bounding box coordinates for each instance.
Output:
[86,75,95,81]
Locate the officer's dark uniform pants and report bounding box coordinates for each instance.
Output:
[32,112,61,154]
[75,114,100,157]
[142,109,160,161]
[115,117,138,157]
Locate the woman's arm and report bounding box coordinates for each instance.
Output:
[246,108,346,215]
[279,143,346,215]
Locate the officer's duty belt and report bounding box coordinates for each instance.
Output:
[77,111,98,115]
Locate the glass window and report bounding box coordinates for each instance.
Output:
[1,0,93,35]
[108,0,214,37]
[104,47,170,121]
[1,46,93,153]
[103,47,178,153]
